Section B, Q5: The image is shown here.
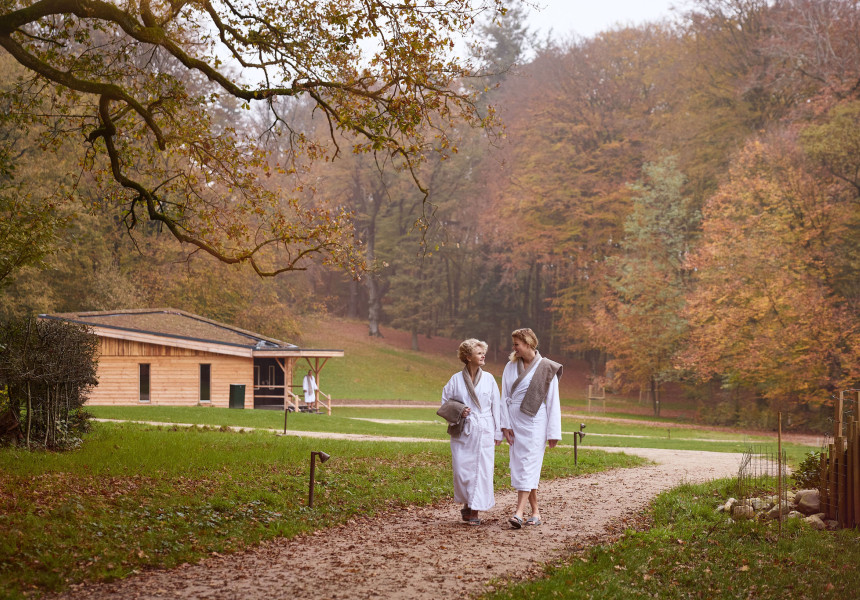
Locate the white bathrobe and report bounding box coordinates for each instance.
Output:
[302,374,317,404]
[501,359,562,491]
[440,371,502,511]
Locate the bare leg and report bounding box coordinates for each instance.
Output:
[514,490,530,520]
[528,489,540,520]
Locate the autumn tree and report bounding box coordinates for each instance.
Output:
[0,0,504,279]
[0,142,65,286]
[0,53,70,286]
[304,5,533,343]
[682,135,860,419]
[487,25,683,357]
[588,157,699,415]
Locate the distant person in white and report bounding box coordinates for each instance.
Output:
[500,328,562,529]
[302,370,317,410]
[440,339,503,525]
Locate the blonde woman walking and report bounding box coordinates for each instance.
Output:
[439,339,502,525]
[500,328,562,528]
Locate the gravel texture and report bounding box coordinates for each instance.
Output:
[55,447,743,600]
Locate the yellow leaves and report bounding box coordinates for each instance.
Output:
[0,0,493,281]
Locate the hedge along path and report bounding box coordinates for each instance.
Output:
[54,446,744,600]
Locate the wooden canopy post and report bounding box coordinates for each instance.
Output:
[277,358,299,412]
[305,356,331,415]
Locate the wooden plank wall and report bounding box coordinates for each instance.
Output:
[87,338,253,408]
[820,391,860,528]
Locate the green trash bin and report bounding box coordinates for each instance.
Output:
[229,384,245,409]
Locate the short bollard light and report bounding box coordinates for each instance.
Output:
[573,423,587,465]
[308,451,331,508]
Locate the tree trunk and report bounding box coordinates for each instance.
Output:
[651,376,660,417]
[734,386,741,425]
[411,329,419,351]
[367,274,383,337]
[534,262,542,341]
[347,279,360,319]
[363,191,383,337]
[521,264,532,323]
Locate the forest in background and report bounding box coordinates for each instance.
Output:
[1,0,858,430]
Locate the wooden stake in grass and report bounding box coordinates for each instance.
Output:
[308,451,331,508]
[778,411,782,540]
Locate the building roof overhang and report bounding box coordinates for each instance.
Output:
[39,310,343,359]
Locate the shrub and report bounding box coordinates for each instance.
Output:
[0,317,98,449]
[792,450,823,489]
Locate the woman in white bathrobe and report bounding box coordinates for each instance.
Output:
[440,339,502,525]
[500,328,562,529]
[302,371,317,410]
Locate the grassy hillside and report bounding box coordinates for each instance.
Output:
[292,317,464,402]
[294,316,601,404]
[292,317,696,418]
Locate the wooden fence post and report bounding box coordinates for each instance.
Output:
[833,392,844,524]
[853,416,860,528]
[820,451,829,518]
[828,442,837,521]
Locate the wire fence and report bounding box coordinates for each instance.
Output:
[735,443,789,511]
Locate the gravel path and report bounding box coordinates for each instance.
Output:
[56,447,743,600]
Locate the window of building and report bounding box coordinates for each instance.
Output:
[139,364,151,402]
[200,364,211,402]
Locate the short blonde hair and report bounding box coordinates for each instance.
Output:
[509,328,539,361]
[458,338,488,364]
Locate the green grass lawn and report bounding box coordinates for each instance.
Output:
[89,404,451,439]
[482,478,860,600]
[87,406,814,466]
[0,420,643,599]
[563,407,692,422]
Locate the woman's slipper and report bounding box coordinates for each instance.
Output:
[509,515,523,529]
[467,517,482,526]
[525,516,542,526]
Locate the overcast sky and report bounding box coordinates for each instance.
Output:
[521,0,687,40]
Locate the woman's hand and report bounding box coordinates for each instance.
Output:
[547,439,559,449]
[461,406,471,418]
[495,439,502,446]
[502,428,514,445]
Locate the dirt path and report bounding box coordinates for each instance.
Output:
[57,447,743,600]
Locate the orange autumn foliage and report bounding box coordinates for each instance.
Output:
[682,135,860,406]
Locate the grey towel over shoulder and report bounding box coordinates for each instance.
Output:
[518,357,563,417]
[461,366,482,409]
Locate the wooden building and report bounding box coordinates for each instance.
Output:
[40,309,343,411]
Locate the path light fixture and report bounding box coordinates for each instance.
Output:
[573,423,586,466]
[308,451,331,507]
